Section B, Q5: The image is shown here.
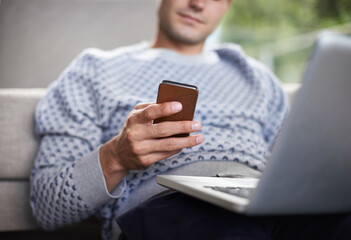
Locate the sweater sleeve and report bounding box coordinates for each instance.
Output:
[30,50,126,230]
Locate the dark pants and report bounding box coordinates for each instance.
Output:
[117,192,351,240]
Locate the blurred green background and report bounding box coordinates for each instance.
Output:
[220,0,351,83]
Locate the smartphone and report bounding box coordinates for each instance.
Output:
[154,80,199,137]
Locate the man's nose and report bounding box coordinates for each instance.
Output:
[189,0,205,11]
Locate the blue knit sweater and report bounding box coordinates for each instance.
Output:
[30,42,288,239]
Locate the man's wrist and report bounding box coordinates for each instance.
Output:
[99,139,128,192]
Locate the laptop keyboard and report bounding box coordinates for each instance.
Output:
[206,186,254,199]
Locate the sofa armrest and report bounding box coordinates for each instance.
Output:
[0,88,46,179]
[282,83,301,106]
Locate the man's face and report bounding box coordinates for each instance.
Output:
[158,0,231,45]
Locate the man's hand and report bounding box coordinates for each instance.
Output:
[100,101,203,192]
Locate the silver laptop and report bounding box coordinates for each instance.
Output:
[156,33,351,216]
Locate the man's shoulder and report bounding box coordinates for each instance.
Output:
[214,43,274,76]
[212,42,246,59]
[213,43,285,93]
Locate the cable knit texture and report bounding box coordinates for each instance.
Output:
[30,42,289,239]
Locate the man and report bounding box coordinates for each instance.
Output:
[30,0,290,239]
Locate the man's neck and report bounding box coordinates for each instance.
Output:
[151,31,205,55]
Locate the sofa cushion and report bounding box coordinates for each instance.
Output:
[0,181,39,231]
[0,89,46,179]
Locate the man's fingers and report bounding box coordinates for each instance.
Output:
[134,102,155,110]
[136,150,182,169]
[137,102,182,123]
[143,121,201,139]
[144,134,204,153]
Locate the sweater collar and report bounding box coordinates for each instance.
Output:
[133,41,220,65]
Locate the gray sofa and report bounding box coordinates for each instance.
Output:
[0,0,158,89]
[0,84,300,232]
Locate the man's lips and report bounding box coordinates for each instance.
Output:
[178,12,205,24]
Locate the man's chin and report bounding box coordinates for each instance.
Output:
[172,31,207,45]
[161,23,208,46]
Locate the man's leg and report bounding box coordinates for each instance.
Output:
[117,191,351,240]
[117,191,274,240]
